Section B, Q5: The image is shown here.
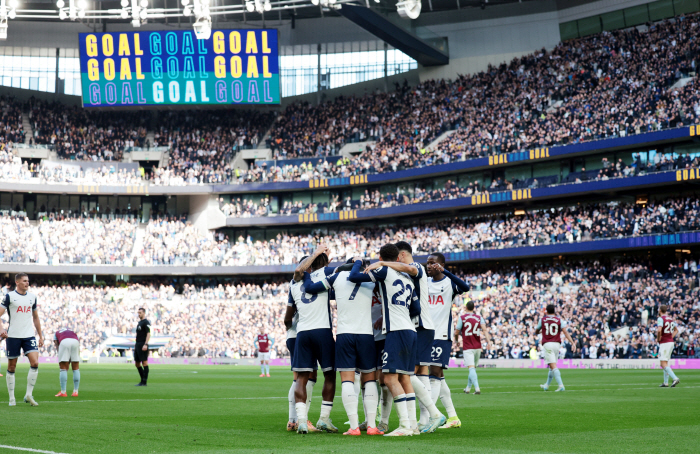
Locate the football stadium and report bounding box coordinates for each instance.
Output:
[0,0,699,452]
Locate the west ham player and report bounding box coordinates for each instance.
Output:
[0,273,44,406]
[364,242,446,434]
[53,328,81,397]
[657,305,680,387]
[456,301,491,395]
[426,253,469,429]
[255,328,273,377]
[535,304,576,392]
[284,265,319,433]
[303,258,383,436]
[350,243,445,436]
[284,245,338,434]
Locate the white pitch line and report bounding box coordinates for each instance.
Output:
[0,445,70,454]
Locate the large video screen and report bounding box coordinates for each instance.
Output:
[78,29,280,108]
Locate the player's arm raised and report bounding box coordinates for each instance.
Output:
[364,261,418,277]
[302,271,337,294]
[32,304,44,348]
[293,244,329,282]
[349,260,377,283]
[562,326,576,353]
[438,265,470,293]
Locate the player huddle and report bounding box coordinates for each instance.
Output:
[281,242,684,437]
[283,241,471,436]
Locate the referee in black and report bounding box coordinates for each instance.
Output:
[134,307,151,386]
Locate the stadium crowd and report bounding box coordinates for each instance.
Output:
[0,96,26,146]
[0,14,699,186]
[2,260,697,360]
[0,214,43,263]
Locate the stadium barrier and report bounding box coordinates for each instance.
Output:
[466,359,700,369]
[6,357,699,368]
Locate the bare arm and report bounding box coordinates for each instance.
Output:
[656,326,663,343]
[562,327,576,353]
[284,305,296,330]
[364,261,418,277]
[32,308,44,347]
[294,245,329,282]
[0,306,6,338]
[480,321,491,350]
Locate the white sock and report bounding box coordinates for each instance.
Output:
[295,402,308,426]
[306,379,316,413]
[288,381,297,422]
[417,375,431,425]
[72,370,80,392]
[26,367,38,397]
[664,366,678,381]
[320,400,333,419]
[394,394,410,429]
[380,385,393,424]
[552,369,564,387]
[341,381,359,429]
[406,393,417,429]
[429,377,441,404]
[440,379,457,418]
[410,374,441,418]
[354,373,361,398]
[663,369,669,385]
[546,370,553,386]
[363,381,379,428]
[6,372,15,401]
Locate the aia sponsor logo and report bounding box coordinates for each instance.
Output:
[429,295,445,305]
[15,306,32,313]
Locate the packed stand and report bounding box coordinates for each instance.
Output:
[150,110,275,185]
[134,217,231,266]
[218,196,700,266]
[0,214,43,263]
[29,98,149,161]
[219,197,271,218]
[0,96,26,146]
[38,216,137,265]
[3,260,697,360]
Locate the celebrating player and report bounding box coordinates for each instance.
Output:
[134,308,151,387]
[53,328,81,397]
[426,253,469,428]
[285,245,337,434]
[0,273,44,407]
[657,305,680,387]
[535,304,576,392]
[456,300,491,395]
[351,243,444,436]
[255,328,273,377]
[303,258,383,435]
[364,242,446,434]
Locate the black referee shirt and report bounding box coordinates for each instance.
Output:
[135,318,151,343]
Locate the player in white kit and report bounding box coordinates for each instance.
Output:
[0,273,44,407]
[350,243,444,436]
[426,253,470,428]
[303,258,383,436]
[284,245,338,434]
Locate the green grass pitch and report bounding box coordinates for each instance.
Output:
[0,364,698,453]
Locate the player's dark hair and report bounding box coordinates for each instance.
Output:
[379,243,399,262]
[395,241,412,254]
[138,307,146,313]
[659,304,668,314]
[298,255,309,264]
[430,252,446,264]
[14,272,28,281]
[466,301,475,311]
[311,253,329,270]
[546,304,555,314]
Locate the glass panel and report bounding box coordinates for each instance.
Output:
[624,4,650,27]
[649,0,675,20]
[673,0,700,15]
[578,16,602,37]
[601,11,625,31]
[559,21,579,41]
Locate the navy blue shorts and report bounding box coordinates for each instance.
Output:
[416,327,435,367]
[375,339,385,369]
[430,339,452,369]
[382,330,416,375]
[6,337,38,359]
[292,329,334,373]
[286,338,296,370]
[336,333,376,373]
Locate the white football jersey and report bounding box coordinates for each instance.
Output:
[323,271,374,335]
[371,285,385,341]
[2,290,38,339]
[285,286,299,340]
[410,262,435,330]
[428,276,460,340]
[368,266,416,333]
[290,268,333,333]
